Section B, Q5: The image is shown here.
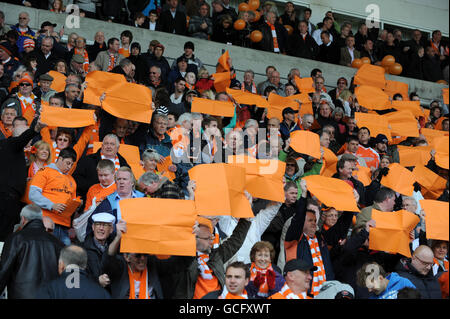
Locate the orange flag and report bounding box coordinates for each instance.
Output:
[289,130,321,159]
[41,105,95,128]
[433,135,449,169]
[354,64,387,89]
[267,92,300,121]
[391,100,424,118]
[191,97,235,117]
[354,85,391,110]
[48,70,67,93]
[226,87,269,108]
[443,88,449,105]
[294,76,315,94]
[22,105,36,125]
[302,175,360,212]
[216,50,231,73]
[119,198,197,256]
[102,82,152,124]
[384,80,409,100]
[420,200,449,241]
[380,163,416,196]
[212,71,231,93]
[352,164,372,186]
[397,145,432,167]
[413,165,447,200]
[227,155,286,203]
[383,111,420,138]
[355,112,392,141]
[83,71,126,106]
[188,163,254,218]
[320,147,338,177]
[286,93,313,116]
[369,209,419,257]
[157,156,176,181]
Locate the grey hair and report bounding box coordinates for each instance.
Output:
[152,113,168,123]
[332,107,345,116]
[149,65,161,74]
[177,112,193,126]
[302,113,314,121]
[59,245,88,270]
[20,204,43,221]
[288,68,300,78]
[64,83,81,92]
[42,36,54,45]
[142,149,161,162]
[138,171,160,186]
[103,133,120,147]
[115,166,136,188]
[191,112,203,121]
[244,119,258,129]
[119,58,132,68]
[12,65,27,80]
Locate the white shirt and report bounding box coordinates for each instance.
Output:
[312,29,333,46]
[347,47,355,62]
[149,22,156,31]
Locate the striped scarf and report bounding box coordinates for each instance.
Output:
[127,265,150,299]
[212,228,220,249]
[86,122,99,155]
[306,234,326,295]
[17,92,36,114]
[266,21,280,53]
[197,253,214,280]
[74,48,89,73]
[278,282,309,299]
[250,263,273,297]
[108,52,117,71]
[242,81,257,94]
[219,286,248,299]
[101,154,120,171]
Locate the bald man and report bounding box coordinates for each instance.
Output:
[395,245,442,299]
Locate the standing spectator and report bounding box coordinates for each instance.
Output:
[171,41,202,75]
[312,17,334,46]
[354,23,369,52]
[423,46,444,82]
[203,261,251,299]
[287,20,318,60]
[317,31,340,64]
[21,0,49,9]
[158,0,187,35]
[76,0,97,19]
[279,1,299,30]
[340,35,360,67]
[260,11,288,54]
[188,3,213,40]
[11,12,35,54]
[302,8,316,36]
[360,39,380,65]
[212,14,236,45]
[131,12,147,28]
[87,31,107,62]
[257,65,276,94]
[0,11,11,38]
[36,245,111,299]
[146,43,171,84]
[0,204,64,299]
[101,0,126,23]
[379,32,401,63]
[221,0,238,21]
[50,0,65,13]
[0,41,21,78]
[269,259,315,299]
[335,23,351,48]
[94,37,124,72]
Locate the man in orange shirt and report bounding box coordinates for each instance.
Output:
[84,160,116,212]
[29,147,79,246]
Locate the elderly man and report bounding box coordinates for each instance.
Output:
[87,31,107,62]
[260,11,288,55]
[146,65,166,94]
[1,74,36,118]
[300,114,314,131]
[137,171,184,199]
[33,73,56,102]
[139,113,173,158]
[73,134,130,199]
[94,38,124,72]
[0,41,21,78]
[35,36,63,78]
[36,245,111,299]
[111,58,135,82]
[0,204,64,299]
[11,12,35,53]
[0,106,17,140]
[269,259,316,299]
[395,245,443,299]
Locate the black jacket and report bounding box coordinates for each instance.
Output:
[36,269,111,299]
[287,32,318,60]
[35,49,64,79]
[259,22,288,54]
[317,42,340,64]
[87,41,107,62]
[0,219,64,299]
[423,55,444,82]
[395,258,442,299]
[82,233,109,282]
[157,9,187,35]
[72,149,129,199]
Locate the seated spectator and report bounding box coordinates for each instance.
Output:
[354,23,369,52]
[94,37,124,72]
[0,41,22,79]
[279,1,299,29]
[167,56,189,92]
[195,67,214,93]
[145,43,171,84]
[87,31,107,62]
[335,23,351,48]
[379,32,401,63]
[360,38,380,65]
[11,12,35,54]
[203,262,251,299]
[212,14,237,45]
[171,41,202,75]
[312,16,334,46]
[188,2,213,40]
[221,0,238,21]
[118,30,133,58]
[340,35,360,67]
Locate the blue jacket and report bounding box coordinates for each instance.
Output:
[369,272,416,299]
[139,127,173,158]
[11,24,35,53]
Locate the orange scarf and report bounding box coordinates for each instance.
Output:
[118,46,130,58]
[219,287,248,299]
[277,282,310,299]
[127,266,149,299]
[17,92,36,114]
[74,48,89,72]
[108,52,116,71]
[101,153,120,171]
[242,81,257,94]
[0,121,12,138]
[266,21,280,53]
[86,121,99,155]
[306,235,326,296]
[250,263,273,297]
[434,258,449,271]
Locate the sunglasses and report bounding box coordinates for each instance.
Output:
[19,82,32,87]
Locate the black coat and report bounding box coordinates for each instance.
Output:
[287,32,318,59]
[82,233,109,282]
[72,149,129,199]
[87,41,107,62]
[317,42,340,64]
[36,269,111,299]
[157,9,187,35]
[423,55,444,82]
[35,49,63,79]
[259,22,288,54]
[0,219,64,299]
[395,258,442,299]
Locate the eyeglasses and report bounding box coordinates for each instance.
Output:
[414,255,434,267]
[196,235,214,241]
[94,222,112,228]
[19,82,32,87]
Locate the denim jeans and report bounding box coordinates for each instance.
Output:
[53,225,71,246]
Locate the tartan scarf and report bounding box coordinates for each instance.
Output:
[127,265,150,299]
[278,282,309,299]
[219,286,248,299]
[250,262,273,297]
[306,234,326,295]
[266,21,280,53]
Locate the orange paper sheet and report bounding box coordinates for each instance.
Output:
[48,70,67,93]
[267,92,300,121]
[157,156,176,181]
[354,85,391,110]
[188,163,254,218]
[191,97,235,117]
[443,88,449,105]
[289,130,321,159]
[354,64,387,89]
[294,76,315,94]
[420,200,449,241]
[397,145,432,167]
[119,198,197,256]
[216,50,231,73]
[320,147,338,177]
[212,71,231,93]
[384,80,409,100]
[432,135,449,169]
[420,128,448,144]
[83,71,126,106]
[413,165,447,200]
[380,163,416,196]
[391,100,424,118]
[355,112,392,141]
[301,175,360,212]
[352,164,372,186]
[369,209,419,257]
[227,155,286,203]
[226,87,269,108]
[41,105,95,128]
[44,198,82,227]
[102,81,153,124]
[286,93,313,116]
[383,111,420,138]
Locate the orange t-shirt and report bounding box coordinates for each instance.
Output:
[356,145,380,170]
[193,275,221,299]
[84,183,117,211]
[30,166,77,227]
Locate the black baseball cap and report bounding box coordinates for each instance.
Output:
[283,259,317,276]
[282,107,299,116]
[41,21,57,29]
